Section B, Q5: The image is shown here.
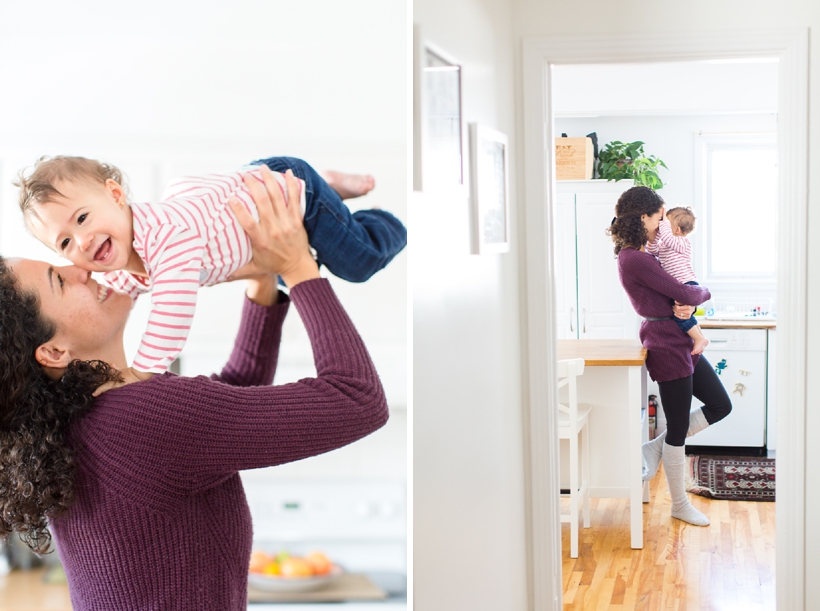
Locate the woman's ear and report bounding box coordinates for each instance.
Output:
[35,343,71,369]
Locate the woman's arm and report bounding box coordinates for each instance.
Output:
[625,250,711,306]
[211,287,289,387]
[138,277,387,489]
[120,166,387,487]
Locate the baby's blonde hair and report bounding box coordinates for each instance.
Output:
[15,156,127,216]
[666,206,696,235]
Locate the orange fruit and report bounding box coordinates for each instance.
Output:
[249,550,273,573]
[262,561,281,576]
[279,557,312,578]
[306,551,332,575]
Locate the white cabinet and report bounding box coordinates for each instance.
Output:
[687,327,767,448]
[555,181,640,339]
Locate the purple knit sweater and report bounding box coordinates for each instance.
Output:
[50,279,389,610]
[617,248,712,382]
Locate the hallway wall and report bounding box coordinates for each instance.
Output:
[413,0,529,608]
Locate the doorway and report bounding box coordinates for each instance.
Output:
[521,29,808,610]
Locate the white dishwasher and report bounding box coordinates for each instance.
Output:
[687,327,767,450]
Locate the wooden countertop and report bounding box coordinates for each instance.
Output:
[0,568,71,610]
[699,319,776,330]
[557,339,647,366]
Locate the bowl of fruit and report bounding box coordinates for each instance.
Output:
[248,550,343,593]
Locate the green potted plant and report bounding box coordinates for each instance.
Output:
[596,140,668,190]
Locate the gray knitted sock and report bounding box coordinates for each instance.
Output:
[687,407,710,437]
[641,431,666,481]
[662,442,710,526]
[643,408,710,481]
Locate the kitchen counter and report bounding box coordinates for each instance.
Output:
[700,319,776,329]
[0,568,406,610]
[0,568,72,610]
[557,339,646,366]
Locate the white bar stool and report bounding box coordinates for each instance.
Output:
[557,357,591,558]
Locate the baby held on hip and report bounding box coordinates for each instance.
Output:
[647,207,709,356]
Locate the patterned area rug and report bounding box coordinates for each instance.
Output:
[686,455,775,502]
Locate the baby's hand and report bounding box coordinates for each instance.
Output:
[92,367,154,397]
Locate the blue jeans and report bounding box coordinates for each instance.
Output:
[675,281,700,333]
[250,156,407,283]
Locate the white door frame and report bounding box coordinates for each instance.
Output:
[521,29,808,611]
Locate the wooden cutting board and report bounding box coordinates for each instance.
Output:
[247,572,387,603]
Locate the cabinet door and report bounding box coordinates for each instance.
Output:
[688,344,767,447]
[555,193,579,338]
[575,192,639,339]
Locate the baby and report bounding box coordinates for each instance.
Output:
[17,155,407,376]
[646,206,709,355]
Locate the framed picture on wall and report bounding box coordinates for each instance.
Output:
[413,25,465,193]
[468,123,510,254]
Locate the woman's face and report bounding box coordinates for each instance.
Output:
[7,258,132,366]
[641,207,665,237]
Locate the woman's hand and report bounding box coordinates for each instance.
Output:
[672,302,696,320]
[228,166,319,289]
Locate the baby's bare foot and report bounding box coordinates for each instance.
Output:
[321,170,375,200]
[691,336,710,356]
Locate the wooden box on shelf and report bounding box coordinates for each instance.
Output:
[555,137,594,180]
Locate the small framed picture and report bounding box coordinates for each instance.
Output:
[469,123,510,254]
[413,25,465,193]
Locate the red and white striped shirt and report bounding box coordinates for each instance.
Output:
[645,219,697,284]
[101,168,305,373]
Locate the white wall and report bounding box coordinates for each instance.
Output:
[514,0,820,607]
[413,0,528,610]
[0,0,407,482]
[553,61,779,117]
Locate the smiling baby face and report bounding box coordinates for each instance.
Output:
[25,175,134,273]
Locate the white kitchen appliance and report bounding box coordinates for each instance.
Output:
[687,327,767,450]
[241,478,407,610]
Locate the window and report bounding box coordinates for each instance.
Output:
[696,133,777,284]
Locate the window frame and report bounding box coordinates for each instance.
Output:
[695,131,778,287]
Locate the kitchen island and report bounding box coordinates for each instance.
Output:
[557,339,649,549]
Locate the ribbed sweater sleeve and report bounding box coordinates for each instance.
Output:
[213,291,290,387]
[94,278,388,498]
[621,248,710,307]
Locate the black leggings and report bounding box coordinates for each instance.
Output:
[657,356,732,446]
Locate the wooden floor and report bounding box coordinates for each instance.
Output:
[561,464,776,610]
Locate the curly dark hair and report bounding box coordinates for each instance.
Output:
[606,186,665,256]
[0,257,121,554]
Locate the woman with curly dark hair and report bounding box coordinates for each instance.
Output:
[607,186,731,527]
[0,168,388,610]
